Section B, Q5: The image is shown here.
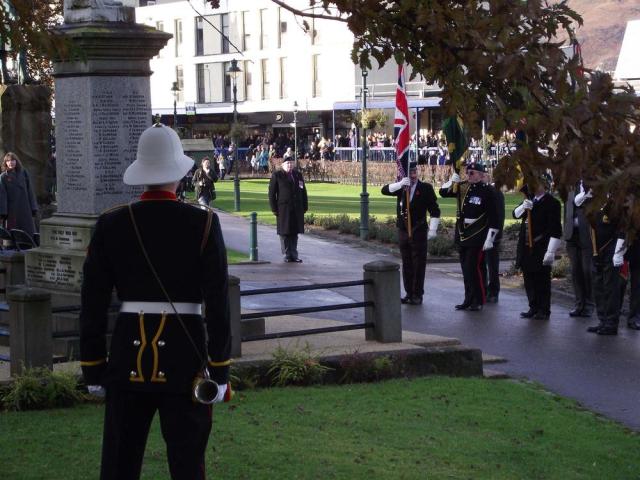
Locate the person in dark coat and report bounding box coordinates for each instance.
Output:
[381,161,441,305]
[268,157,308,262]
[192,157,218,207]
[586,202,626,335]
[625,240,640,330]
[512,177,563,320]
[439,162,500,311]
[483,172,505,303]
[0,151,38,237]
[80,124,232,480]
[564,181,595,317]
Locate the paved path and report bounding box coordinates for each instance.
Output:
[220,209,640,430]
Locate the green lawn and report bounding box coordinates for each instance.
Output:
[227,247,248,264]
[210,179,520,225]
[1,378,638,479]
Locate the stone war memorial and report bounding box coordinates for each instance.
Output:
[16,1,170,356]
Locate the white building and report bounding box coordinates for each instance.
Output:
[615,19,640,92]
[136,0,440,141]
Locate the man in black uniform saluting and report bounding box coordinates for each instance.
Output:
[80,124,232,480]
[440,162,500,311]
[512,175,563,320]
[382,161,441,305]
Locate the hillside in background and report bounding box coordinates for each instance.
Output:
[568,0,640,73]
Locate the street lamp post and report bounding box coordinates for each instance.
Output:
[293,100,299,169]
[227,59,242,212]
[171,81,180,131]
[360,69,369,240]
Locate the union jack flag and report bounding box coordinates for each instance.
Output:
[394,63,410,180]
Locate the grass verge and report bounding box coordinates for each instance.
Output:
[208,179,520,226]
[227,247,248,264]
[1,377,638,479]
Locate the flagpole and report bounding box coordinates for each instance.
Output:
[360,68,369,240]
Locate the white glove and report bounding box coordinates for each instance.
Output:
[523,199,533,210]
[542,237,561,266]
[214,383,228,403]
[428,217,440,240]
[87,385,105,398]
[482,228,499,251]
[613,239,626,267]
[574,189,593,207]
[513,200,531,218]
[440,173,461,190]
[388,177,410,193]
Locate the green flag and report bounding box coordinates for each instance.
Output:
[442,116,468,171]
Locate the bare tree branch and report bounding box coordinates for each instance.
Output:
[269,0,349,23]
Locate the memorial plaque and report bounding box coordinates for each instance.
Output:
[25,249,85,292]
[55,76,148,215]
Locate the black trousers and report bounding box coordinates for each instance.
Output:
[629,258,640,320]
[566,233,594,314]
[484,242,501,298]
[398,228,428,297]
[459,246,486,306]
[101,389,212,480]
[279,234,299,260]
[592,261,621,328]
[523,267,551,315]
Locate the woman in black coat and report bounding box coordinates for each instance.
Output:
[192,157,218,207]
[0,152,38,237]
[268,158,308,262]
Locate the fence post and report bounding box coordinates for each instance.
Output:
[363,261,401,343]
[228,275,242,358]
[8,287,52,377]
[249,212,258,262]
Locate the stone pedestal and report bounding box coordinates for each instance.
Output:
[0,85,53,203]
[23,17,170,311]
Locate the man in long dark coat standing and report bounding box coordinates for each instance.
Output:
[269,158,308,262]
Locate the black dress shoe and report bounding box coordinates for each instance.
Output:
[587,324,604,333]
[596,326,618,336]
[534,312,550,320]
[569,308,583,317]
[520,310,536,318]
[401,295,412,304]
[409,296,423,305]
[486,295,498,303]
[455,302,471,310]
[467,304,483,311]
[291,258,303,263]
[284,258,292,263]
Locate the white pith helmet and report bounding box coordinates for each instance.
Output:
[123,123,194,186]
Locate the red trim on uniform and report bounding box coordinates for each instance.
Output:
[476,250,486,304]
[140,190,177,201]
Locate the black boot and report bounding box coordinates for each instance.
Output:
[520,309,536,318]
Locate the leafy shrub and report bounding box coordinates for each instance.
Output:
[229,365,260,391]
[552,255,571,279]
[339,352,398,384]
[374,223,398,244]
[304,213,316,225]
[1,367,83,411]
[267,345,332,387]
[428,235,456,256]
[316,215,341,230]
[503,222,521,239]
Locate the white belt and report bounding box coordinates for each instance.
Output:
[120,301,202,315]
[464,218,479,225]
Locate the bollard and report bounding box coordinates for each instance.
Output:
[228,275,242,358]
[363,261,402,343]
[249,211,258,262]
[0,251,25,290]
[8,286,52,376]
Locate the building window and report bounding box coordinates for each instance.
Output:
[279,57,287,99]
[261,59,270,100]
[224,61,233,102]
[260,8,269,50]
[221,13,229,54]
[195,15,223,56]
[174,19,183,57]
[176,65,184,102]
[312,54,320,97]
[196,63,224,103]
[277,8,284,48]
[242,11,250,51]
[244,60,252,101]
[156,21,164,57]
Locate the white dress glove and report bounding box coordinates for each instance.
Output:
[87,385,106,398]
[388,176,411,193]
[440,173,461,190]
[482,228,499,251]
[613,239,626,267]
[574,189,593,207]
[428,217,440,240]
[543,237,561,266]
[514,199,532,219]
[214,383,228,403]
